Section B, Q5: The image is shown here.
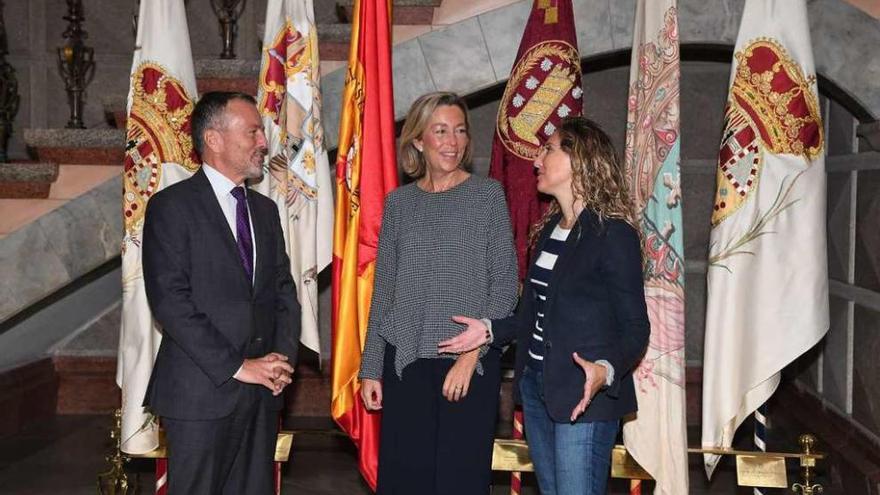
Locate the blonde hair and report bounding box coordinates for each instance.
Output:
[398,92,472,179]
[529,117,642,249]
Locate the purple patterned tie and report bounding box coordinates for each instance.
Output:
[230,186,253,283]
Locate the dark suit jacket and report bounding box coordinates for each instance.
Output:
[492,209,649,423]
[142,167,300,420]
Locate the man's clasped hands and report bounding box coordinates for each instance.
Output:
[235,353,294,396]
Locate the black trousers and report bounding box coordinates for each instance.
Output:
[162,387,276,495]
[377,346,501,495]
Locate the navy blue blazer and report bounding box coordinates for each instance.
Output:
[492,209,649,423]
[142,168,300,420]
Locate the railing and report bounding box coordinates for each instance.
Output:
[95,405,826,494]
[492,436,825,493]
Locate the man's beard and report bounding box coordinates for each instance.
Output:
[245,150,268,179]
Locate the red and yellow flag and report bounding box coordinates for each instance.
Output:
[330,0,397,490]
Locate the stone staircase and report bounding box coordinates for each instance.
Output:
[0,162,58,199]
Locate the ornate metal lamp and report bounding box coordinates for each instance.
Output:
[792,434,824,494]
[57,0,95,129]
[96,409,134,495]
[0,0,19,162]
[210,0,246,59]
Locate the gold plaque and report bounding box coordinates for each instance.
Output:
[736,455,788,488]
[610,445,652,480]
[491,439,534,472]
[274,431,294,462]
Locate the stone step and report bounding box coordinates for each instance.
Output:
[0,162,59,199]
[317,23,352,61]
[194,58,260,96]
[101,94,127,130]
[338,0,443,25]
[23,129,125,166]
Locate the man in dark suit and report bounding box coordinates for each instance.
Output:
[142,91,300,494]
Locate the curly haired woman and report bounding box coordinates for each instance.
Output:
[441,116,650,495]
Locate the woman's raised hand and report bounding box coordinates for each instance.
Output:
[570,352,607,422]
[438,316,489,354]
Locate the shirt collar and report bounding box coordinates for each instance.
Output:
[202,163,244,198]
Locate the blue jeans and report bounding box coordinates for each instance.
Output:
[519,366,619,495]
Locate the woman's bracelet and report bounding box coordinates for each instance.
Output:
[481,318,494,345]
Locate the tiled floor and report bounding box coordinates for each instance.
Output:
[0,414,825,495]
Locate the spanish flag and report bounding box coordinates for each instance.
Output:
[330,0,397,490]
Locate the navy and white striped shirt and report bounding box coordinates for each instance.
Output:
[528,223,571,365]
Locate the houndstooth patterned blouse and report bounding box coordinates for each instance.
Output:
[358,175,519,380]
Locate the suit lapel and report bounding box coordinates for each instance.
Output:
[544,209,595,308]
[250,197,272,291]
[192,168,253,294]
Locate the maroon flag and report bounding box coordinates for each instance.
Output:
[490,0,582,277]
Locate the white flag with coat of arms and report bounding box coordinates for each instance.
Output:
[117,0,200,455]
[701,0,829,477]
[252,0,334,356]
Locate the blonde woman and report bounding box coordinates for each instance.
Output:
[358,92,518,494]
[442,117,650,495]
